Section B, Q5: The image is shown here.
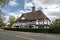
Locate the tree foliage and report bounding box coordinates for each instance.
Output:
[49,18,60,29]
[0,16,3,27]
[0,0,9,7]
[0,0,9,27]
[49,18,60,33]
[0,0,9,15]
[8,16,16,27]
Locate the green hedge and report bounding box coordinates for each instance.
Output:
[2,28,56,33]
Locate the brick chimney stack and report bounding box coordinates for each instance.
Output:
[32,6,35,13]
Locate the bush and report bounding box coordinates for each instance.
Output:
[3,28,54,33]
[49,18,60,34]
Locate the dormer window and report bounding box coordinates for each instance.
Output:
[21,17,25,20]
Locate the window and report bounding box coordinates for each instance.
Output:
[21,17,25,20]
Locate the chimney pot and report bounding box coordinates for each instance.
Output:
[32,6,35,13]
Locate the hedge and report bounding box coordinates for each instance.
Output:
[2,28,56,33]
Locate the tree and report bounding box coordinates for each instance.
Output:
[49,18,60,33]
[8,16,16,27]
[50,18,60,28]
[0,0,9,27]
[0,0,9,7]
[0,0,9,15]
[0,16,3,27]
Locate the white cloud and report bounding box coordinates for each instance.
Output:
[32,0,43,7]
[24,0,60,21]
[24,2,33,11]
[3,16,9,23]
[4,0,60,23]
[9,13,17,17]
[47,16,59,21]
[3,6,33,23]
[8,0,19,6]
[43,6,60,21]
[24,2,33,7]
[3,10,25,23]
[32,0,60,5]
[43,0,60,4]
[8,9,29,19]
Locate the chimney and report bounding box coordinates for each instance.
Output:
[32,6,35,13]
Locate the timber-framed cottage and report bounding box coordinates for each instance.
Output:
[12,6,50,29]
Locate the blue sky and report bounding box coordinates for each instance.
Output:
[2,0,60,23]
[3,0,24,12]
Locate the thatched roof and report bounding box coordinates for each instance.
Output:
[15,6,50,22]
[20,10,49,20]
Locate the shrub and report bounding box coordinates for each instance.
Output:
[3,28,54,33]
[49,18,60,33]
